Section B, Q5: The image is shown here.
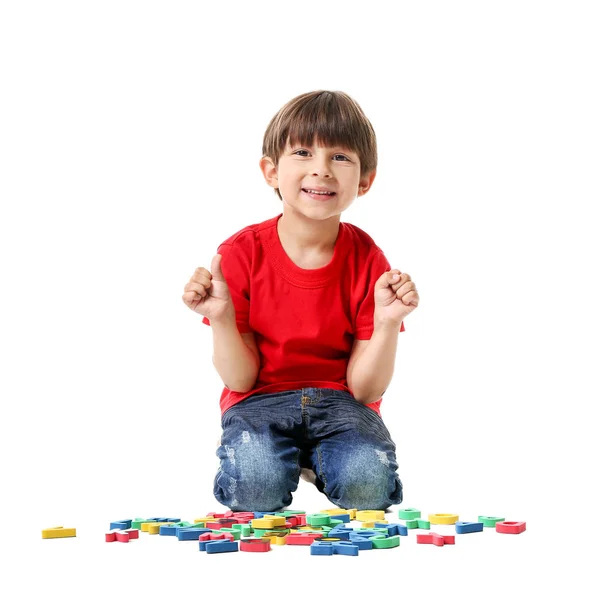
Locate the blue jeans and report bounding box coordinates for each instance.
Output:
[214,388,403,512]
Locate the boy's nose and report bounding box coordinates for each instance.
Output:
[311,160,332,177]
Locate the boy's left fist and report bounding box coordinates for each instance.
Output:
[373,270,419,326]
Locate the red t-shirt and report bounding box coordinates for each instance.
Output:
[202,213,405,416]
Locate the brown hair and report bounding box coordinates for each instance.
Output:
[262,90,378,201]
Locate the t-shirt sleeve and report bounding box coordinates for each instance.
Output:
[201,241,252,334]
[354,247,405,340]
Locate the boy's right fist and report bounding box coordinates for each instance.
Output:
[182,254,235,321]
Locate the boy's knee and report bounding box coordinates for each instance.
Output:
[324,449,403,510]
[214,467,294,512]
[214,438,298,511]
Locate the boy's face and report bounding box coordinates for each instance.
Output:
[260,137,376,220]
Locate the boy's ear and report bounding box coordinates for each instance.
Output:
[259,156,278,188]
[357,170,377,197]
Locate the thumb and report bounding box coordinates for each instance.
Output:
[210,253,226,281]
[374,269,401,290]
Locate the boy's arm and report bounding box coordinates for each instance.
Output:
[211,315,260,393]
[346,320,402,405]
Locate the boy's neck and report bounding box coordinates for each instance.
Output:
[277,211,341,254]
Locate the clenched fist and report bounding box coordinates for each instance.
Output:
[182,254,235,322]
[373,269,419,326]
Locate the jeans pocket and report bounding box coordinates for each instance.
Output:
[354,404,394,443]
[221,405,240,428]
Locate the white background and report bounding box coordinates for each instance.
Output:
[1,1,598,589]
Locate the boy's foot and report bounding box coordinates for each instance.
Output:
[300,468,317,484]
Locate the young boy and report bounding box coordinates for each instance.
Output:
[182,90,419,512]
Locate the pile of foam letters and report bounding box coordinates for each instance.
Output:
[42,508,526,556]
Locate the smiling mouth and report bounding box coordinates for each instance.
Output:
[302,188,337,199]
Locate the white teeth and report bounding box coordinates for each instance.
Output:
[305,189,333,195]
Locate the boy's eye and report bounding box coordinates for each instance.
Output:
[293,150,350,161]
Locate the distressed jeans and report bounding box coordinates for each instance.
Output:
[214,388,403,512]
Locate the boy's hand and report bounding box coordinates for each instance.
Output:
[182,254,235,322]
[373,270,419,326]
